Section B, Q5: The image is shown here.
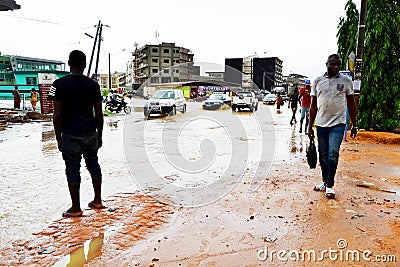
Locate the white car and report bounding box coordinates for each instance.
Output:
[144,89,186,117]
[231,91,258,112]
[263,93,277,105]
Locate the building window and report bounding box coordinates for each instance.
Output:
[163,49,170,54]
[163,69,169,74]
[175,69,179,73]
[150,77,159,83]
[152,68,158,74]
[152,48,158,53]
[161,77,170,83]
[163,59,170,64]
[152,58,158,63]
[26,77,37,85]
[173,77,179,82]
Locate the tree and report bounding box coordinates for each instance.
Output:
[337,0,359,70]
[338,0,400,131]
[358,0,400,131]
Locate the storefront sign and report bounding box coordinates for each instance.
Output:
[38,73,57,114]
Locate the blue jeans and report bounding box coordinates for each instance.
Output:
[316,124,346,188]
[300,107,310,121]
[61,132,102,184]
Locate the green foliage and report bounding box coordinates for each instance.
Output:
[358,0,400,131]
[338,0,400,131]
[337,0,359,68]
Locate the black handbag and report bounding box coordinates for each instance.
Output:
[306,139,318,169]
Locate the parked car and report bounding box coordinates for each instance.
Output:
[231,91,258,112]
[280,93,289,102]
[202,94,231,110]
[143,89,186,117]
[263,93,277,105]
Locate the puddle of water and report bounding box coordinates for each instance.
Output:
[53,232,108,267]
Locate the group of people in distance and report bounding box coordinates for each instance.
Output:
[12,86,39,111]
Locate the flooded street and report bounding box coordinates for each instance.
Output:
[1,99,399,266]
[0,107,136,247]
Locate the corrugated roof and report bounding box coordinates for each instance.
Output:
[11,55,65,65]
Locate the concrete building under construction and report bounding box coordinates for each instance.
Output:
[127,42,195,88]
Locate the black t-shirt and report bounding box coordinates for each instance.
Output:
[49,74,102,136]
[290,93,299,109]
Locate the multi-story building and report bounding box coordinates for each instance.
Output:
[225,56,283,91]
[129,42,194,87]
[205,71,224,81]
[253,57,283,91]
[0,54,68,99]
[100,72,127,93]
[283,73,308,87]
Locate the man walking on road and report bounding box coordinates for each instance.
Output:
[49,50,105,217]
[299,80,312,134]
[289,85,299,126]
[308,54,357,199]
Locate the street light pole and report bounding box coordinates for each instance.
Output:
[354,0,367,87]
[354,0,367,111]
[108,53,111,91]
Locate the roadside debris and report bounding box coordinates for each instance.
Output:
[262,236,277,243]
[356,180,396,194]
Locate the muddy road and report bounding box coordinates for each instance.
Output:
[0,100,399,266]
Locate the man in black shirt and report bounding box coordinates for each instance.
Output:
[49,50,104,217]
[289,85,299,126]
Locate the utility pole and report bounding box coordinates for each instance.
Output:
[108,53,112,91]
[354,0,368,91]
[94,23,103,79]
[87,20,101,77]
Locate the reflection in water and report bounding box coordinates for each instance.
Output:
[42,125,57,155]
[289,127,306,154]
[53,233,104,267]
[106,119,119,129]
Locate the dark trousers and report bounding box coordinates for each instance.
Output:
[61,132,102,184]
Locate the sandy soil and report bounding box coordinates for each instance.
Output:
[0,109,399,267]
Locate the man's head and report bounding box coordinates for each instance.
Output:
[326,54,341,77]
[68,50,86,73]
[14,85,18,90]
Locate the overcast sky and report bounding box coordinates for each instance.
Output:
[1,0,359,80]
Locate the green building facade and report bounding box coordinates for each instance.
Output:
[0,55,69,99]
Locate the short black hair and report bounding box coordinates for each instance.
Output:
[69,50,86,68]
[327,54,341,64]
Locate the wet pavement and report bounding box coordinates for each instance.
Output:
[0,100,399,266]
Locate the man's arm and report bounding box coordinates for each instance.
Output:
[307,96,318,139]
[53,101,63,151]
[346,94,357,138]
[94,101,104,148]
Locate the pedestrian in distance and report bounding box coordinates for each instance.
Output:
[276,92,283,111]
[289,86,299,125]
[308,54,357,199]
[30,88,39,111]
[49,50,105,217]
[299,80,312,134]
[12,85,21,109]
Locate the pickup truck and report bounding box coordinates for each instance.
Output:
[231,91,258,112]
